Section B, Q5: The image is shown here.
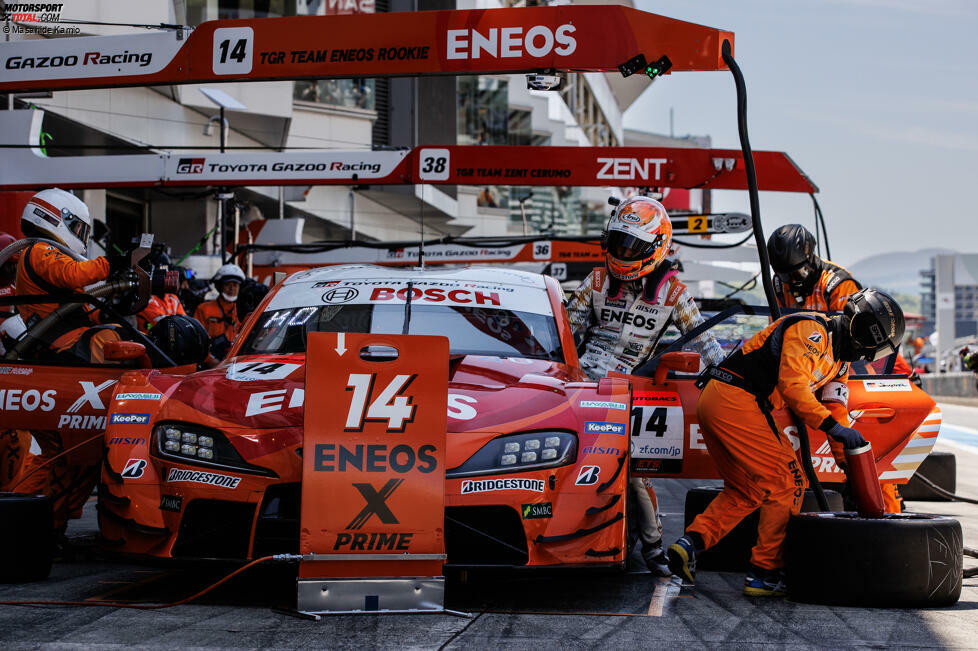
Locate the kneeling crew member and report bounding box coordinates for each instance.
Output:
[668,288,905,596]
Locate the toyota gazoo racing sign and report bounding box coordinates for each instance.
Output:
[164,150,409,185]
[0,6,732,92]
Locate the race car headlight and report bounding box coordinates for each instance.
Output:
[153,422,276,477]
[446,431,577,478]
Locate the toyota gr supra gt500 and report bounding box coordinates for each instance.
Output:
[97,265,940,567]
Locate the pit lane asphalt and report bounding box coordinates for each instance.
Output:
[2,402,977,650]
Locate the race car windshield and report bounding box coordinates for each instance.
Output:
[239,304,564,361]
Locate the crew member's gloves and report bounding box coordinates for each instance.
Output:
[826,422,867,450]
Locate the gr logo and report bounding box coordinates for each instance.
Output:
[121,458,147,479]
[176,157,205,174]
[321,286,360,304]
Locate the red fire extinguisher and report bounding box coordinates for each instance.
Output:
[845,442,885,518]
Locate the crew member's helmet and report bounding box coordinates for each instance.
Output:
[212,263,246,287]
[139,242,172,273]
[604,197,672,281]
[149,314,210,366]
[767,224,821,297]
[21,188,94,256]
[237,278,270,320]
[842,288,906,362]
[0,314,26,357]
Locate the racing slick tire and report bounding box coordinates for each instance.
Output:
[785,512,962,607]
[900,451,956,501]
[683,486,843,572]
[0,492,54,583]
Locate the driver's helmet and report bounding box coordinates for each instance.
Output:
[843,288,905,362]
[605,196,672,281]
[767,224,820,297]
[149,314,210,366]
[212,263,246,288]
[21,188,93,256]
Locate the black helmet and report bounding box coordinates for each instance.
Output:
[139,242,171,273]
[149,315,210,366]
[767,224,820,296]
[841,288,905,362]
[237,278,270,321]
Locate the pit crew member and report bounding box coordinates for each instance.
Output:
[135,243,185,333]
[193,263,245,362]
[668,288,905,597]
[566,196,724,576]
[15,188,130,363]
[768,223,908,511]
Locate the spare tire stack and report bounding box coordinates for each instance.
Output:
[0,492,54,583]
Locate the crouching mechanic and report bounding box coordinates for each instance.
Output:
[15,188,129,362]
[668,288,905,596]
[566,196,725,576]
[768,223,908,512]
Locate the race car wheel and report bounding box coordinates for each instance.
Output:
[683,486,843,572]
[785,512,962,607]
[900,451,956,501]
[0,492,54,583]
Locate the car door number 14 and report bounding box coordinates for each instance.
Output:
[630,390,684,460]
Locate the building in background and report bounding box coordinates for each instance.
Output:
[919,253,978,357]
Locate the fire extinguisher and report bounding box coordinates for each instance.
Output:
[845,442,885,518]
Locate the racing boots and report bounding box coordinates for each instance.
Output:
[743,564,787,597]
[642,541,672,577]
[667,534,700,583]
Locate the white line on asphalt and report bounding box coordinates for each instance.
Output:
[647,576,683,616]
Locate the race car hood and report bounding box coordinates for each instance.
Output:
[157,353,593,443]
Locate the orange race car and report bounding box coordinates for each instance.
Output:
[96,265,940,568]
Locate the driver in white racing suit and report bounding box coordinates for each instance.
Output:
[566,196,724,576]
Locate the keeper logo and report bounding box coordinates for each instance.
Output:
[584,421,625,435]
[110,413,150,425]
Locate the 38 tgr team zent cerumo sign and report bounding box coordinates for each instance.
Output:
[90,266,940,567]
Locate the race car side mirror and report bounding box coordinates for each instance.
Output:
[103,340,147,362]
[653,351,700,386]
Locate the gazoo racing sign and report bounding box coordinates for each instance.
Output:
[163,150,409,184]
[0,6,732,92]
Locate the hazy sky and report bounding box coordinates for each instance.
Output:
[624,0,978,267]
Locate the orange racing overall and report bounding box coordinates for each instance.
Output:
[774,263,902,512]
[688,313,850,571]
